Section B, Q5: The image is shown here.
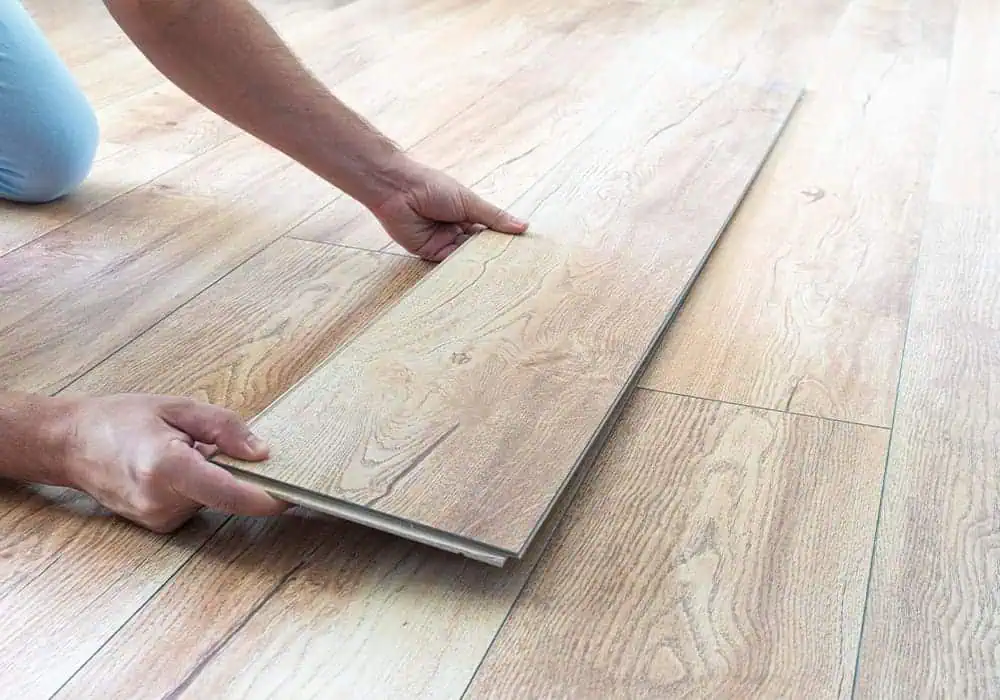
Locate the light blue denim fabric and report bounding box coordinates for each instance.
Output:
[0,0,98,202]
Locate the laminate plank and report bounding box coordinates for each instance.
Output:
[287,0,734,252]
[67,238,429,417]
[0,239,424,698]
[853,146,1000,700]
[2,0,593,397]
[90,0,474,155]
[216,61,802,562]
[0,143,190,256]
[0,137,339,396]
[640,0,954,427]
[464,391,888,698]
[928,0,1000,207]
[50,239,593,700]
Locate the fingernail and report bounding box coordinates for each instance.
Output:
[246,434,268,453]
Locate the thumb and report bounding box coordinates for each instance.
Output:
[463,189,528,234]
[158,398,269,462]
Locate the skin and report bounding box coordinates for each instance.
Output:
[0,0,529,532]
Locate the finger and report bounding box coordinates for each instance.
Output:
[416,223,464,262]
[158,398,269,462]
[459,222,486,236]
[161,441,289,517]
[462,190,528,234]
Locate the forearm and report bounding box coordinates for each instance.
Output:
[0,392,73,487]
[102,0,414,208]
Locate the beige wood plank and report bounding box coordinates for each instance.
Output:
[852,206,1000,687]
[289,0,846,255]
[67,238,429,416]
[464,390,888,698]
[215,62,802,561]
[2,0,599,396]
[928,0,1000,207]
[287,0,735,251]
[0,142,190,256]
[51,244,584,700]
[640,0,955,427]
[0,140,338,397]
[90,0,476,155]
[0,239,425,698]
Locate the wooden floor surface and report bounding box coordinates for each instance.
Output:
[1,0,997,697]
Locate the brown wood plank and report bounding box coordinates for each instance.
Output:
[639,0,955,427]
[0,239,423,697]
[854,204,1000,697]
[215,62,803,562]
[464,390,889,697]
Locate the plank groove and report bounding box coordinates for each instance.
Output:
[215,62,802,562]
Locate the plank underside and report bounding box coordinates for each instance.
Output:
[215,67,803,562]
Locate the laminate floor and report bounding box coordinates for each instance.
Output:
[1,0,997,697]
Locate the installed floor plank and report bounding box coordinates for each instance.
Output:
[0,239,423,698]
[465,390,888,698]
[0,142,190,255]
[854,204,1000,697]
[216,61,802,563]
[639,0,955,427]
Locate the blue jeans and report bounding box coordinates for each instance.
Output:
[0,0,98,202]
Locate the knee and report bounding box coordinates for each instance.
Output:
[5,104,100,204]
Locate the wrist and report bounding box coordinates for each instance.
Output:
[0,392,77,488]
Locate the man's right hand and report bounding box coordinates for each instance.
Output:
[44,393,288,533]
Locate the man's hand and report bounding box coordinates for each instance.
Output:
[47,394,287,533]
[370,159,529,261]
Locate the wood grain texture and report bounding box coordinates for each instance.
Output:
[465,390,889,698]
[929,0,1000,207]
[217,63,802,558]
[640,0,955,427]
[0,139,337,396]
[67,238,429,417]
[90,0,474,156]
[0,142,190,255]
[287,0,735,252]
[51,243,596,700]
[852,210,1000,690]
[0,239,424,698]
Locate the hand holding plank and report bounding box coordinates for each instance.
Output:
[43,394,287,532]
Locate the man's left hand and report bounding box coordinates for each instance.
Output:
[369,160,529,262]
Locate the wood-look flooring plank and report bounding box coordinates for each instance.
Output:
[464,391,888,698]
[0,239,425,698]
[90,0,473,155]
[67,238,429,417]
[639,0,955,427]
[0,142,190,256]
[287,0,734,252]
[51,242,587,700]
[928,0,1000,207]
[854,2,1000,684]
[854,204,1000,697]
[2,0,596,397]
[216,60,802,561]
[0,138,338,396]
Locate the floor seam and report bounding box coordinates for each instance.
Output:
[284,233,416,259]
[635,386,890,430]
